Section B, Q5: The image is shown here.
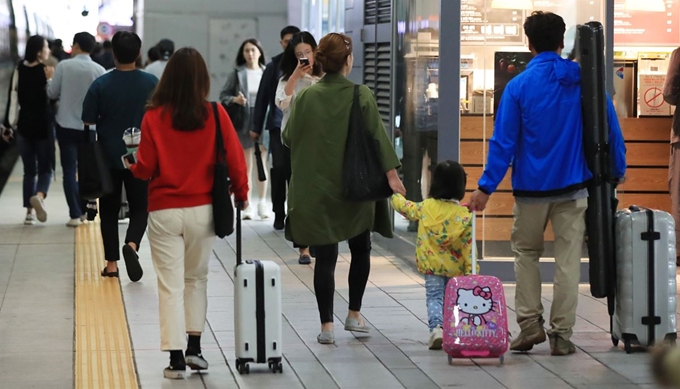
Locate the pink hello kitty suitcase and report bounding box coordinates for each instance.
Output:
[442,212,509,364]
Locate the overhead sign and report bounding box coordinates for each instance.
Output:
[614,0,680,46]
[97,22,114,39]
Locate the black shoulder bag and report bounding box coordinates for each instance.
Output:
[342,85,392,202]
[78,125,113,200]
[211,102,235,238]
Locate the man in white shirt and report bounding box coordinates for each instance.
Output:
[144,39,174,80]
[46,32,106,226]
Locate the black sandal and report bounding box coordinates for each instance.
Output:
[101,268,119,278]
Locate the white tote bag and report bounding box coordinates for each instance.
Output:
[7,66,18,128]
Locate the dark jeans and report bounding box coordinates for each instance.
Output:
[99,169,148,262]
[270,127,307,250]
[17,133,52,208]
[56,125,94,219]
[314,231,371,324]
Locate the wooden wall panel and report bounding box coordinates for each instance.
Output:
[460,138,667,167]
[461,116,493,140]
[465,167,512,191]
[460,141,485,166]
[464,192,671,217]
[620,118,671,141]
[617,193,671,213]
[453,116,672,243]
[460,116,672,142]
[626,143,669,167]
[618,168,668,192]
[465,167,668,193]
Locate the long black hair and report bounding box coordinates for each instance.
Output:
[235,38,266,67]
[428,160,467,201]
[24,35,46,63]
[280,32,322,81]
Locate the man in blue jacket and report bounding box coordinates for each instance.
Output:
[469,11,626,356]
[251,25,300,231]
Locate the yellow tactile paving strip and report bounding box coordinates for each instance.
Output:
[75,221,139,389]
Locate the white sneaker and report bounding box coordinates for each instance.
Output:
[242,206,254,220]
[24,213,35,225]
[29,195,47,223]
[428,326,443,350]
[258,202,270,219]
[66,218,82,227]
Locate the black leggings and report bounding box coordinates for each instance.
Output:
[314,231,371,324]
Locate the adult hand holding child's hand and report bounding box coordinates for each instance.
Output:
[469,190,490,212]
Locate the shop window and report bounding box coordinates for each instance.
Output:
[611,0,678,232]
[392,0,440,234]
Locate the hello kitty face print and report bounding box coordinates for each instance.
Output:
[457,286,493,326]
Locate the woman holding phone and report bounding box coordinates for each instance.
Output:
[275,31,324,265]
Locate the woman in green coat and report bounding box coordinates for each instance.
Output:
[283,33,405,344]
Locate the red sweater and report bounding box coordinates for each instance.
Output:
[130,103,248,212]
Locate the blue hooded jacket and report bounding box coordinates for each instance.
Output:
[478,51,627,197]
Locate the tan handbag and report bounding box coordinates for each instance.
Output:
[7,66,18,128]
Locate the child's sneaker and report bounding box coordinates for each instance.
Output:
[428,326,443,350]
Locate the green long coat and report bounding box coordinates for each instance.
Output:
[282,73,401,246]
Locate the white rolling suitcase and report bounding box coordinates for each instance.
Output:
[612,206,677,353]
[233,207,283,374]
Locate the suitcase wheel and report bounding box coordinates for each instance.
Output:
[236,359,249,374]
[499,355,504,365]
[268,360,283,373]
[624,340,632,354]
[611,336,619,347]
[447,355,453,366]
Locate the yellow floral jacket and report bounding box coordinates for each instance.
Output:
[391,194,475,277]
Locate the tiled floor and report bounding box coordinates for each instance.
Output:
[0,161,677,388]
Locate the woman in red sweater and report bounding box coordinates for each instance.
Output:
[128,47,248,379]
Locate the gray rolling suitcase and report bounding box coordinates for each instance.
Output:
[612,206,677,353]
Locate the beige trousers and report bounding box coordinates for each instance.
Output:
[511,197,587,339]
[243,144,269,203]
[148,204,215,351]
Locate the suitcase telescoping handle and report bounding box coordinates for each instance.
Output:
[236,202,243,266]
[471,211,477,276]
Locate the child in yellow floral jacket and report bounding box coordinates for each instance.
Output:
[391,160,474,350]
